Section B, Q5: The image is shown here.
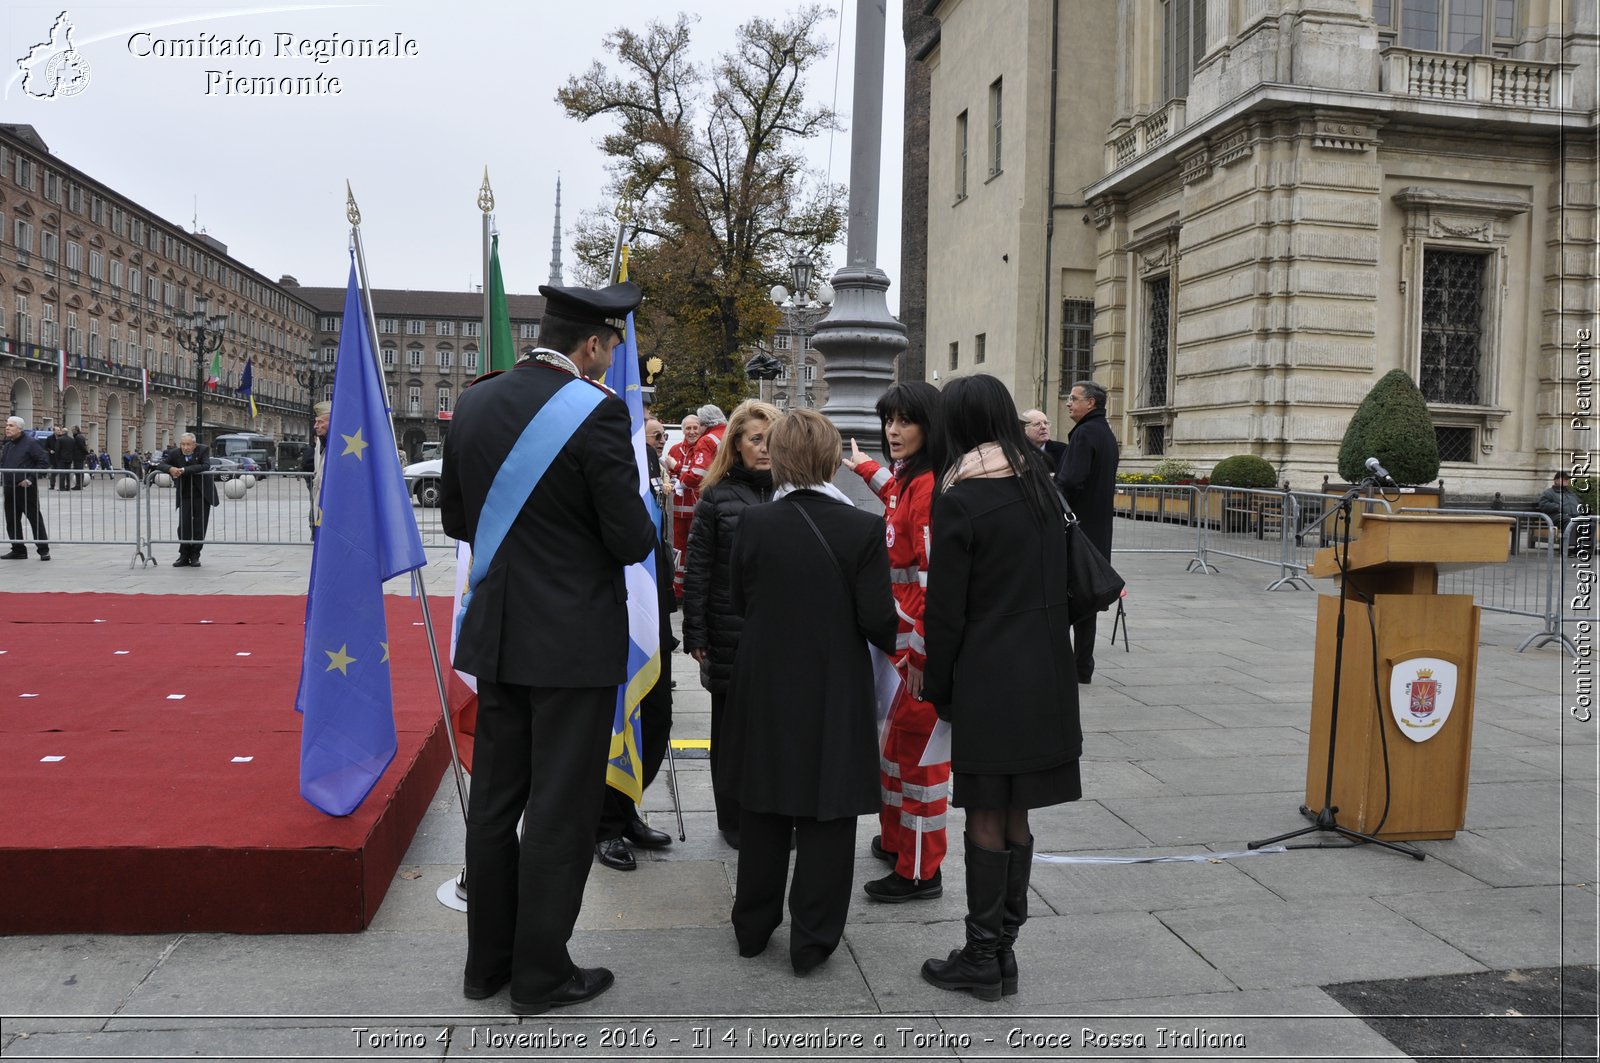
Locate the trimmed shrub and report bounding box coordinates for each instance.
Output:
[1210,454,1278,488]
[1337,369,1440,485]
[1152,457,1198,482]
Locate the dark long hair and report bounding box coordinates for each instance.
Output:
[937,374,1059,523]
[874,381,945,485]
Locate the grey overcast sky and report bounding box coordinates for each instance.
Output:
[2,0,905,311]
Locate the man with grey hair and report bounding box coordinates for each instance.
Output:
[159,432,219,567]
[1056,380,1119,684]
[1021,408,1067,475]
[676,403,728,499]
[2,416,51,560]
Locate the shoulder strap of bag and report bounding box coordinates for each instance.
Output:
[789,495,851,592]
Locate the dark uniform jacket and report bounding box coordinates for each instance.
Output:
[159,444,219,507]
[1055,407,1120,558]
[682,464,773,693]
[439,361,656,689]
[720,491,899,821]
[923,477,1082,775]
[1,433,50,486]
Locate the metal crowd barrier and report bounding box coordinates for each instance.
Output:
[1542,515,1595,657]
[10,468,146,564]
[1108,483,1207,570]
[1192,486,1393,591]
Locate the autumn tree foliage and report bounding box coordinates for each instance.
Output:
[558,8,845,416]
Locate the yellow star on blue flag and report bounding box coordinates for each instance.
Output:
[295,259,427,817]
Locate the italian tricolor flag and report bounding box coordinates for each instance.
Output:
[204,349,221,391]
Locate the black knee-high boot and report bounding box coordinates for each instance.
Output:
[997,836,1033,996]
[920,834,1009,1001]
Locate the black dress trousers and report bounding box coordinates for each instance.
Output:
[465,681,614,1000]
[732,810,857,968]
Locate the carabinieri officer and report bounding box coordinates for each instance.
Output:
[441,280,657,1015]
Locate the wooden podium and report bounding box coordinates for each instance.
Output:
[1303,513,1512,840]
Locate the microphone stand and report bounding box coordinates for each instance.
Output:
[1249,476,1425,860]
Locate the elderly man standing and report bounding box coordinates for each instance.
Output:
[2,416,51,560]
[1022,408,1066,476]
[442,280,656,1015]
[1055,381,1119,684]
[160,433,219,567]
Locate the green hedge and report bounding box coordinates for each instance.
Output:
[1209,454,1278,488]
[1337,369,1440,485]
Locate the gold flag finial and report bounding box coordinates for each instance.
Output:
[345,181,361,226]
[479,168,494,214]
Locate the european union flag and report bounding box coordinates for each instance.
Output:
[601,299,660,802]
[295,261,428,816]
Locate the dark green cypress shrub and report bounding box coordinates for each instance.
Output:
[1337,369,1440,485]
[1209,454,1278,488]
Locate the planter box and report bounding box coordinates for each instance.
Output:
[1114,487,1193,523]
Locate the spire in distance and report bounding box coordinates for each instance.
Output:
[548,175,564,287]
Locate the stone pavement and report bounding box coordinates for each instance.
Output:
[1,526,1595,1060]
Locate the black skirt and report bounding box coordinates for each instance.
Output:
[952,759,1081,810]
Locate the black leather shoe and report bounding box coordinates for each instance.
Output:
[172,557,191,567]
[623,817,672,849]
[189,559,202,568]
[870,835,897,864]
[720,829,740,850]
[37,552,50,561]
[864,868,943,902]
[462,971,510,1000]
[2,551,27,560]
[594,837,636,871]
[510,966,614,1015]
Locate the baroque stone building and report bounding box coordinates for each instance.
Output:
[914,0,1597,496]
[291,285,545,459]
[0,124,318,457]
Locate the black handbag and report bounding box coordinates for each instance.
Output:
[1054,490,1125,624]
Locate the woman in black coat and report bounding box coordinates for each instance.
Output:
[920,373,1082,1003]
[723,409,899,975]
[682,400,781,847]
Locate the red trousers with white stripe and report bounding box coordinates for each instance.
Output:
[878,688,948,881]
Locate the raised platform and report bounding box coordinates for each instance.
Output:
[0,593,452,934]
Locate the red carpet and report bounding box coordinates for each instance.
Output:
[0,593,454,934]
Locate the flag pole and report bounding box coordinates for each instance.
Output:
[480,169,493,358]
[345,182,471,825]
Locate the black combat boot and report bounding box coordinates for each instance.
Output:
[997,836,1033,996]
[920,834,1009,1001]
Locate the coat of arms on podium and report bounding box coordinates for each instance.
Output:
[1388,656,1458,742]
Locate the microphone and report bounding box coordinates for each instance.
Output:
[1365,456,1398,487]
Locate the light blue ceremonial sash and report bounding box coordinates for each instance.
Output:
[457,376,605,641]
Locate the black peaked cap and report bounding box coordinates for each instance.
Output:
[538,281,642,329]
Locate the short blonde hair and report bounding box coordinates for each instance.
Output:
[701,399,782,490]
[767,408,840,487]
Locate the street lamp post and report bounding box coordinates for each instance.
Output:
[292,349,332,446]
[173,296,228,441]
[768,252,835,409]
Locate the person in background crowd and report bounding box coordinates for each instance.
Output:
[1537,471,1588,554]
[69,426,88,489]
[841,381,950,903]
[2,416,51,560]
[682,400,780,849]
[98,450,111,476]
[48,426,69,490]
[1054,380,1119,685]
[440,280,656,1016]
[921,373,1083,1003]
[1021,409,1066,476]
[300,401,331,540]
[160,433,219,567]
[668,409,707,601]
[723,408,898,975]
[593,414,678,872]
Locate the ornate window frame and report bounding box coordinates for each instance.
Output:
[1392,186,1529,456]
[1126,220,1181,455]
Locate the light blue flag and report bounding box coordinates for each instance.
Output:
[601,309,661,801]
[296,260,428,816]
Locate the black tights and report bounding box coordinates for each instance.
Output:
[965,807,1031,851]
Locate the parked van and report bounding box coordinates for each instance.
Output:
[212,432,276,470]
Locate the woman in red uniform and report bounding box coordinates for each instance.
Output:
[842,381,946,902]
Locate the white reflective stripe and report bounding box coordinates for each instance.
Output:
[869,467,892,492]
[880,789,904,807]
[879,757,901,778]
[913,827,923,881]
[889,565,921,584]
[918,570,929,588]
[900,811,948,832]
[894,632,913,650]
[893,600,918,628]
[908,630,926,656]
[900,780,947,803]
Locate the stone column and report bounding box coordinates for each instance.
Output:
[815,0,908,510]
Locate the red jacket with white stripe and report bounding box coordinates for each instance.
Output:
[676,424,726,494]
[854,459,931,673]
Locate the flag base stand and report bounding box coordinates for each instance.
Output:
[434,873,467,913]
